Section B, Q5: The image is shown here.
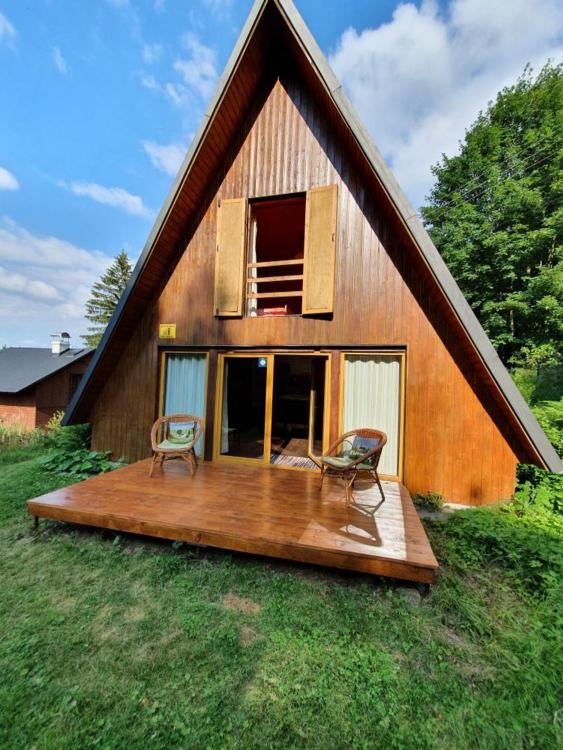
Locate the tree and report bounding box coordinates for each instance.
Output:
[421,63,562,370]
[83,251,132,348]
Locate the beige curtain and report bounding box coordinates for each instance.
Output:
[342,355,402,476]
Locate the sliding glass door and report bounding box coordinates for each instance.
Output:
[215,353,329,468]
[342,353,404,478]
[161,352,208,456]
[218,355,272,460]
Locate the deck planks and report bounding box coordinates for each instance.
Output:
[27,460,438,583]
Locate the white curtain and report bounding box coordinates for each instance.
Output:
[221,360,229,453]
[164,354,207,456]
[342,355,401,476]
[247,216,258,317]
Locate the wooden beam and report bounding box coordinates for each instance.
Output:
[246,274,303,283]
[247,259,304,268]
[246,291,303,299]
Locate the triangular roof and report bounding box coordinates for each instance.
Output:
[63,0,561,473]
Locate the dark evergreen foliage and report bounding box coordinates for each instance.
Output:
[83,250,132,348]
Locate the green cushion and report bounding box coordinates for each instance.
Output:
[157,439,193,450]
[322,455,354,469]
[321,453,376,471]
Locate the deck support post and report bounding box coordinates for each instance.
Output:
[33,515,39,531]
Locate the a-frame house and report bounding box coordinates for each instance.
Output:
[57,0,559,515]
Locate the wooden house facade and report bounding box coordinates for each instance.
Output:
[63,0,561,506]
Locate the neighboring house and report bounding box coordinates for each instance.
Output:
[63,0,561,505]
[0,335,93,429]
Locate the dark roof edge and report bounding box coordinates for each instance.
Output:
[64,0,561,473]
[62,0,269,428]
[274,0,562,472]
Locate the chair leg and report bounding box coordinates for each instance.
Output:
[149,453,158,477]
[319,465,326,491]
[344,472,355,507]
[181,452,196,476]
[374,471,385,503]
[189,450,196,476]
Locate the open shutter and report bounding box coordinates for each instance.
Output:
[214,197,247,316]
[302,184,338,315]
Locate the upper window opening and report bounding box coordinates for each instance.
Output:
[246,194,306,317]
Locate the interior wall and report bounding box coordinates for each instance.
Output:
[90,77,519,505]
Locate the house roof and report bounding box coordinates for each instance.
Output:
[62,0,562,474]
[0,347,93,393]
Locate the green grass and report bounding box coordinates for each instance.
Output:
[0,446,561,749]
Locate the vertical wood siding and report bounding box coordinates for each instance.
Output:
[91,78,519,505]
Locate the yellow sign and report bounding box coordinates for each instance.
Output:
[159,323,176,339]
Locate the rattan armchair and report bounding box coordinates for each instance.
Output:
[149,414,204,477]
[315,428,387,506]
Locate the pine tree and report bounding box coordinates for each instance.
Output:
[83,251,132,348]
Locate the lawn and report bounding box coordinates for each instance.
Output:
[0,445,561,750]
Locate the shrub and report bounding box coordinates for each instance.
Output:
[44,410,65,432]
[46,423,92,452]
[40,449,126,481]
[514,464,563,515]
[440,505,562,597]
[412,491,444,511]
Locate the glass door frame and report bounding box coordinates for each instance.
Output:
[213,350,332,470]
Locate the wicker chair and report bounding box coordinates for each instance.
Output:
[316,428,387,506]
[149,414,204,477]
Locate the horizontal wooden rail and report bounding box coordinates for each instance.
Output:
[247,291,303,299]
[247,259,304,268]
[246,274,303,284]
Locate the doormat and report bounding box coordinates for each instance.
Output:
[270,454,317,470]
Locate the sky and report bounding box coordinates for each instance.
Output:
[0,0,561,348]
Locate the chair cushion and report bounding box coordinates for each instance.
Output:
[321,455,354,469]
[168,423,195,444]
[157,439,193,451]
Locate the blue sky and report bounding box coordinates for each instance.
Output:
[0,0,561,348]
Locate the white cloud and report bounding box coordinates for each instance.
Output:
[142,140,187,176]
[141,73,159,91]
[0,218,112,346]
[329,0,563,207]
[68,181,153,218]
[172,32,218,101]
[0,167,19,191]
[52,46,67,74]
[143,42,161,64]
[0,266,59,302]
[0,11,16,43]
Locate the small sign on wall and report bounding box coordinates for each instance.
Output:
[159,323,176,339]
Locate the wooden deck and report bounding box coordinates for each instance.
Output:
[27,460,438,583]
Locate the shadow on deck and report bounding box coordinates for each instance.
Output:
[27,460,438,584]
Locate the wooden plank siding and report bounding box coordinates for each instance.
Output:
[90,76,520,505]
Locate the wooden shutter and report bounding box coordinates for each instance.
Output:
[214,197,247,316]
[302,184,338,315]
